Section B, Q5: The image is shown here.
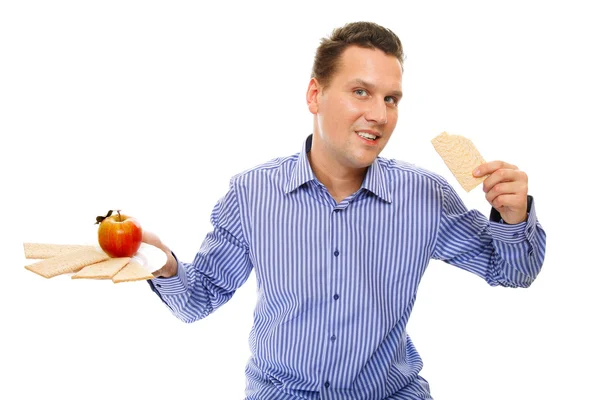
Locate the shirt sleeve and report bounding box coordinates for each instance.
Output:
[147,181,253,323]
[432,182,546,288]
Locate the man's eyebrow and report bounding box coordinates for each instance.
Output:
[350,78,403,99]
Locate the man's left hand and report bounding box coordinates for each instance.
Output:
[473,161,528,224]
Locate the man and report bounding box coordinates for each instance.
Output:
[145,22,546,400]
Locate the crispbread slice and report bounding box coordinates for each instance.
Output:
[25,248,109,278]
[431,131,487,192]
[112,260,154,283]
[71,257,131,280]
[23,243,97,259]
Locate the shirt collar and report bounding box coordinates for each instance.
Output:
[284,135,316,194]
[361,157,392,203]
[285,134,393,203]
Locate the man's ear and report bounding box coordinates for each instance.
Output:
[306,78,321,115]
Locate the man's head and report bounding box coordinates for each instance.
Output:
[307,22,404,171]
[311,21,404,90]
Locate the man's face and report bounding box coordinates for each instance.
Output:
[310,45,403,170]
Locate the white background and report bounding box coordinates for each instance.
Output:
[1,1,598,399]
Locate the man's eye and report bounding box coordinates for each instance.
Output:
[354,89,367,97]
[385,96,398,105]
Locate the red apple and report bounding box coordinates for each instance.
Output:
[96,210,142,258]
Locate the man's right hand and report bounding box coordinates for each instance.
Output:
[142,230,178,278]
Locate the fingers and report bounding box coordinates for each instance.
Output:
[473,161,529,214]
[468,160,529,223]
[483,169,528,211]
[473,160,518,178]
[486,186,528,210]
[486,193,527,214]
[482,168,528,194]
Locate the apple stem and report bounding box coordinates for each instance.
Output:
[116,209,122,222]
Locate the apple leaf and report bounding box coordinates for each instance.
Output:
[95,210,113,225]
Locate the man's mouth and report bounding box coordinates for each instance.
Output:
[356,131,379,142]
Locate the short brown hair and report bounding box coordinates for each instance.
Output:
[311,21,404,89]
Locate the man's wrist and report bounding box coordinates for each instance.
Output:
[153,248,178,278]
[490,195,533,224]
[163,251,178,278]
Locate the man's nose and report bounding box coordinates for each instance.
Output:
[364,99,388,125]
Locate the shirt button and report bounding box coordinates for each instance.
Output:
[324,381,330,388]
[334,250,339,257]
[333,294,340,300]
[330,335,337,342]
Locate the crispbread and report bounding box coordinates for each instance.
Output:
[23,243,97,259]
[25,248,109,278]
[431,131,487,192]
[112,260,154,283]
[71,257,131,280]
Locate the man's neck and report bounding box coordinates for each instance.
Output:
[307,149,367,204]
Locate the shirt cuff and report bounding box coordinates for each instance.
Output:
[488,196,538,244]
[149,252,188,296]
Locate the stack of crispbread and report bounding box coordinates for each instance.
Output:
[24,243,154,283]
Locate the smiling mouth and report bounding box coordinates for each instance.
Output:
[356,131,379,143]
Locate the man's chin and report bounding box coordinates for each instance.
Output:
[355,148,384,167]
[345,155,378,170]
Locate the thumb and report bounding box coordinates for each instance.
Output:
[142,230,164,248]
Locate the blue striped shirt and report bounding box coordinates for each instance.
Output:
[150,135,546,399]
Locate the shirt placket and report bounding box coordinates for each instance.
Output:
[320,203,346,398]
